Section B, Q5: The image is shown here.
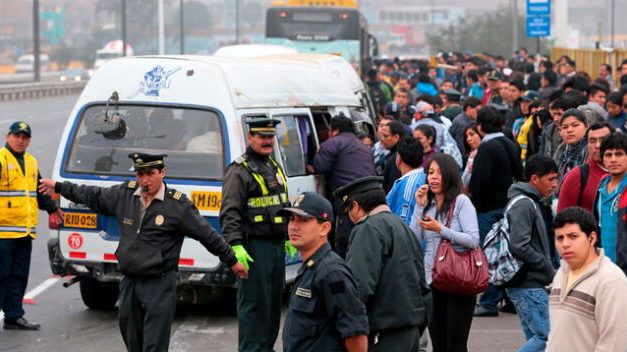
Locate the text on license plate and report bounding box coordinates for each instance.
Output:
[63,212,97,229]
[191,191,222,211]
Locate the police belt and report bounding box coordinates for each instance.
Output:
[247,193,288,208]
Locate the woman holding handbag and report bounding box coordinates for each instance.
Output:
[410,153,482,352]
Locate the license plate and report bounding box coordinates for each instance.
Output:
[63,212,98,229]
[190,191,222,211]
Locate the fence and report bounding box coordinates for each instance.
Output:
[0,81,86,101]
[551,47,627,85]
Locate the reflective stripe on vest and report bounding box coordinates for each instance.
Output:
[241,156,288,197]
[247,193,289,208]
[0,147,39,239]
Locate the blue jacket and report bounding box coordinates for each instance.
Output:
[387,169,426,225]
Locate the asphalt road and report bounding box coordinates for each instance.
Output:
[0,95,526,351]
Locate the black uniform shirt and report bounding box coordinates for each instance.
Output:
[283,243,368,352]
[55,180,237,277]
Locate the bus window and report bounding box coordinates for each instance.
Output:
[274,115,310,177]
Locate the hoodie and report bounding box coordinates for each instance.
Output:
[505,182,556,288]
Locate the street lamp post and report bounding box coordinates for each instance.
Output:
[122,0,127,56]
[33,0,40,82]
[235,0,240,44]
[180,0,185,54]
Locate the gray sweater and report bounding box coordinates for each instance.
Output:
[410,194,480,284]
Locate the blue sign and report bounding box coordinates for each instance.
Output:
[526,16,551,37]
[527,0,551,16]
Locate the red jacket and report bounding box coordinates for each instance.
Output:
[558,158,608,213]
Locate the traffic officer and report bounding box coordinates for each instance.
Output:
[280,192,369,352]
[39,153,247,352]
[219,117,295,351]
[1,121,63,331]
[334,176,432,352]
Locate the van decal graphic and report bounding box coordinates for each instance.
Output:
[139,65,181,97]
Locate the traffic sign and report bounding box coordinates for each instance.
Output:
[526,16,551,37]
[527,0,551,16]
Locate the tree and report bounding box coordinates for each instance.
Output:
[426,7,548,57]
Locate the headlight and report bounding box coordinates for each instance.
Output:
[60,76,67,81]
[75,76,81,82]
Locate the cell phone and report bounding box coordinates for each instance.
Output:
[421,216,430,221]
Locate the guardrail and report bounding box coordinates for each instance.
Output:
[0,81,86,101]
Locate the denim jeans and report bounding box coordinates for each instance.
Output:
[505,288,550,352]
[477,209,504,312]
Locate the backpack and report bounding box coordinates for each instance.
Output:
[482,195,536,286]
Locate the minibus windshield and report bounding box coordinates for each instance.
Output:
[64,104,225,181]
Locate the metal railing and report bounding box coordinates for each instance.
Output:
[0,81,86,101]
[551,47,627,85]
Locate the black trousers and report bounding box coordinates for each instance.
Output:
[0,237,32,321]
[118,270,177,352]
[369,325,423,352]
[237,239,285,352]
[333,214,354,259]
[428,286,476,352]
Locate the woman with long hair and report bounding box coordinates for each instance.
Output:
[410,153,480,352]
[461,123,482,193]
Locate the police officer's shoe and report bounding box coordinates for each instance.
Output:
[3,317,41,330]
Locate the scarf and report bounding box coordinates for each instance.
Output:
[557,137,587,182]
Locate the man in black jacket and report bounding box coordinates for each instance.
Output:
[470,106,523,316]
[312,115,375,258]
[40,153,247,352]
[379,120,406,194]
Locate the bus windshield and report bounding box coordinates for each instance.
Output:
[266,8,359,41]
[64,105,225,181]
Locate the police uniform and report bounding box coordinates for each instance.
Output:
[441,89,463,121]
[334,177,433,352]
[1,121,58,331]
[280,193,368,352]
[53,153,237,352]
[219,118,289,351]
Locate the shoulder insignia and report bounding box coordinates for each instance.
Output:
[172,191,183,200]
[234,155,247,164]
[167,189,186,201]
[126,180,137,189]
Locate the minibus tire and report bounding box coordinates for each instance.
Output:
[79,278,118,310]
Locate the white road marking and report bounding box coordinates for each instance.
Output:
[23,277,59,301]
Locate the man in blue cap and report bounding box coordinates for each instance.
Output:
[281,192,368,352]
[1,121,63,331]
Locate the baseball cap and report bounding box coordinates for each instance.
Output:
[279,192,333,222]
[8,121,31,137]
[521,90,539,102]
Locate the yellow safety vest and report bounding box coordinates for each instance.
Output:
[241,156,289,225]
[0,147,39,238]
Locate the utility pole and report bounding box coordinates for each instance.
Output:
[512,0,519,54]
[33,0,40,82]
[235,0,240,44]
[158,0,165,54]
[122,0,127,56]
[610,0,615,48]
[180,0,185,54]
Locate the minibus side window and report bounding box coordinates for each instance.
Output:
[274,115,306,177]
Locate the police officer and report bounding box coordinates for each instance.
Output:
[1,121,63,331]
[39,153,247,352]
[280,192,368,352]
[219,117,295,351]
[334,176,432,352]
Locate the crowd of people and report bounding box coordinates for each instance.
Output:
[306,50,627,351]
